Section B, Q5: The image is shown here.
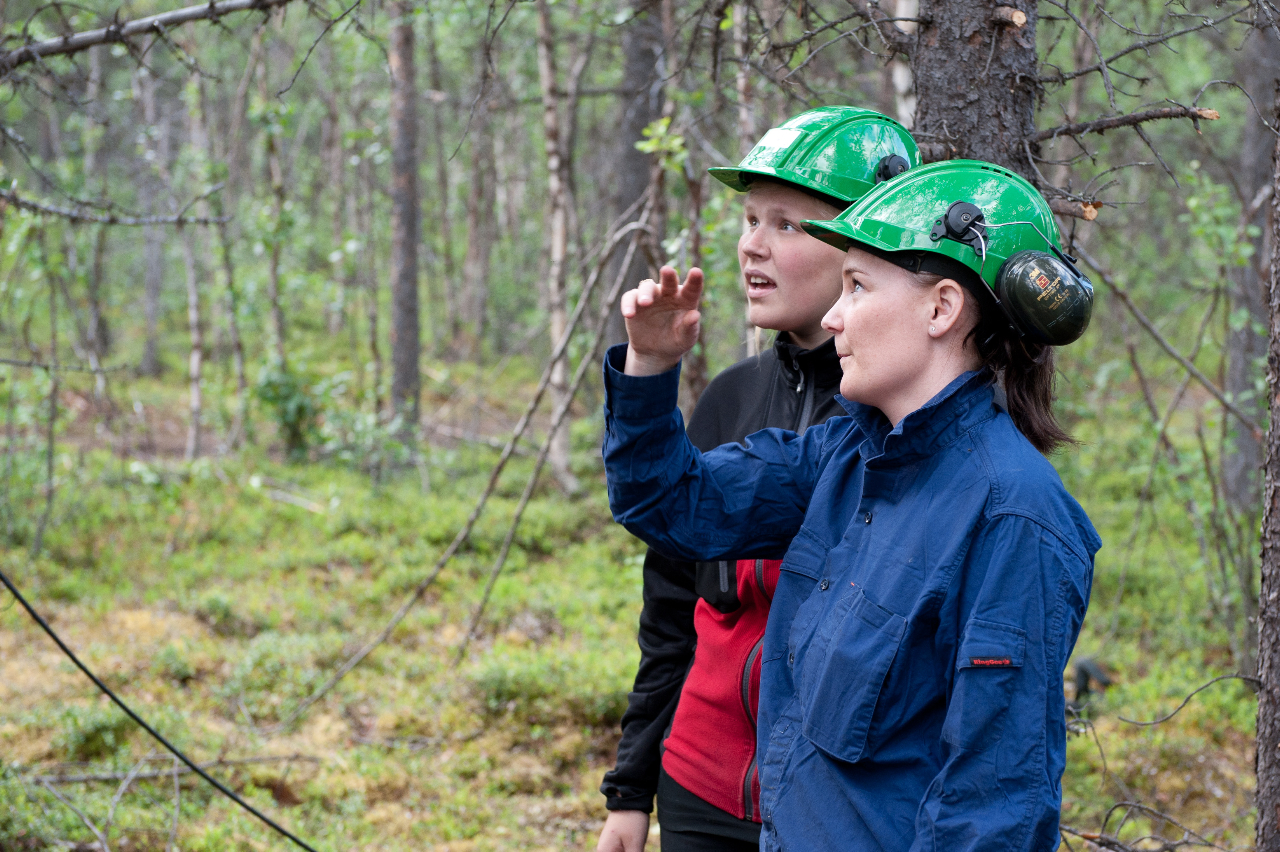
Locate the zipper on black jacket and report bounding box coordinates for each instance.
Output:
[794,362,817,433]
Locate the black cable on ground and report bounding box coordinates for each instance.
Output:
[0,566,321,852]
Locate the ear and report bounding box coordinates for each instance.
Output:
[927,278,969,338]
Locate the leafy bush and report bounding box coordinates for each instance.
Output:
[219,631,347,723]
[469,644,629,727]
[53,703,133,761]
[255,362,318,462]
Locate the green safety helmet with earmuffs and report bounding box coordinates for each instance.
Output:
[800,159,1095,346]
[708,106,922,207]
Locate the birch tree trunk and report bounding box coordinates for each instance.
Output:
[389,0,421,428]
[1256,80,1280,851]
[536,0,581,494]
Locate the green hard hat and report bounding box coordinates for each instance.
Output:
[802,159,1094,345]
[708,106,921,206]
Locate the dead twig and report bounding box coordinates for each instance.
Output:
[1033,105,1219,144]
[0,0,299,73]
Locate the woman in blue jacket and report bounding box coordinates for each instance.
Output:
[601,160,1101,851]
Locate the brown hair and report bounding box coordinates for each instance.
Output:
[915,271,1072,454]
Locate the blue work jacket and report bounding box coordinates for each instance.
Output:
[601,344,1100,852]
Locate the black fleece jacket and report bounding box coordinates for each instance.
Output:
[600,332,845,812]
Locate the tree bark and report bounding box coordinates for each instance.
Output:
[259,66,289,367]
[181,224,203,461]
[388,0,421,428]
[426,5,458,348]
[1223,29,1280,678]
[197,79,248,450]
[605,0,662,350]
[462,50,497,359]
[137,68,166,378]
[1256,78,1280,852]
[536,0,581,494]
[911,0,1039,178]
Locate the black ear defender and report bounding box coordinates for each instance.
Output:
[994,249,1094,346]
[929,200,1095,346]
[874,154,911,183]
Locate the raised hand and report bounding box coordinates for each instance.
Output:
[620,265,704,377]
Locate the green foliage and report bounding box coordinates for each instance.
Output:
[219,630,348,723]
[53,703,133,761]
[255,362,319,462]
[469,644,630,728]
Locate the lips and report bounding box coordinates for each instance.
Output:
[744,270,777,299]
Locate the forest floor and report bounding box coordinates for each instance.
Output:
[0,367,1263,851]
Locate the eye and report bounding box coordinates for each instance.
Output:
[780,220,796,231]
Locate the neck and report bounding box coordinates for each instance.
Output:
[880,351,983,426]
[785,327,833,352]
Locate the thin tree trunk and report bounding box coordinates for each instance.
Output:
[1256,80,1280,852]
[197,80,248,450]
[426,6,458,347]
[140,222,164,377]
[82,46,108,398]
[536,0,581,494]
[735,1,760,358]
[606,0,661,352]
[911,0,1039,177]
[181,225,203,461]
[462,51,497,359]
[259,66,288,367]
[389,0,421,429]
[361,156,383,416]
[137,68,165,378]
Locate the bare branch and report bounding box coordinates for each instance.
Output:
[1118,674,1260,726]
[1039,5,1253,85]
[1074,245,1264,439]
[0,355,128,373]
[0,187,229,226]
[29,754,320,785]
[0,0,299,74]
[1032,105,1220,143]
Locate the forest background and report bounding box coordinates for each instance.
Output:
[0,0,1278,848]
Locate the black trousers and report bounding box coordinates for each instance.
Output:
[656,768,761,852]
[657,826,760,852]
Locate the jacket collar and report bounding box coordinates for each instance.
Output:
[773,333,842,384]
[838,370,998,466]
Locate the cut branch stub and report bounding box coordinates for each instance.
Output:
[1049,198,1099,220]
[992,6,1027,27]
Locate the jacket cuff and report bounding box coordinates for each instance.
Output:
[603,789,656,813]
[603,343,682,422]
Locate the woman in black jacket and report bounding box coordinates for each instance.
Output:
[596,106,919,852]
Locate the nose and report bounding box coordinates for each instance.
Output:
[739,223,769,260]
[821,296,843,334]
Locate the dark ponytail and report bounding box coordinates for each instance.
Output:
[911,267,1073,455]
[968,289,1073,455]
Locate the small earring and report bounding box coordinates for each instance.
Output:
[929,325,936,333]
